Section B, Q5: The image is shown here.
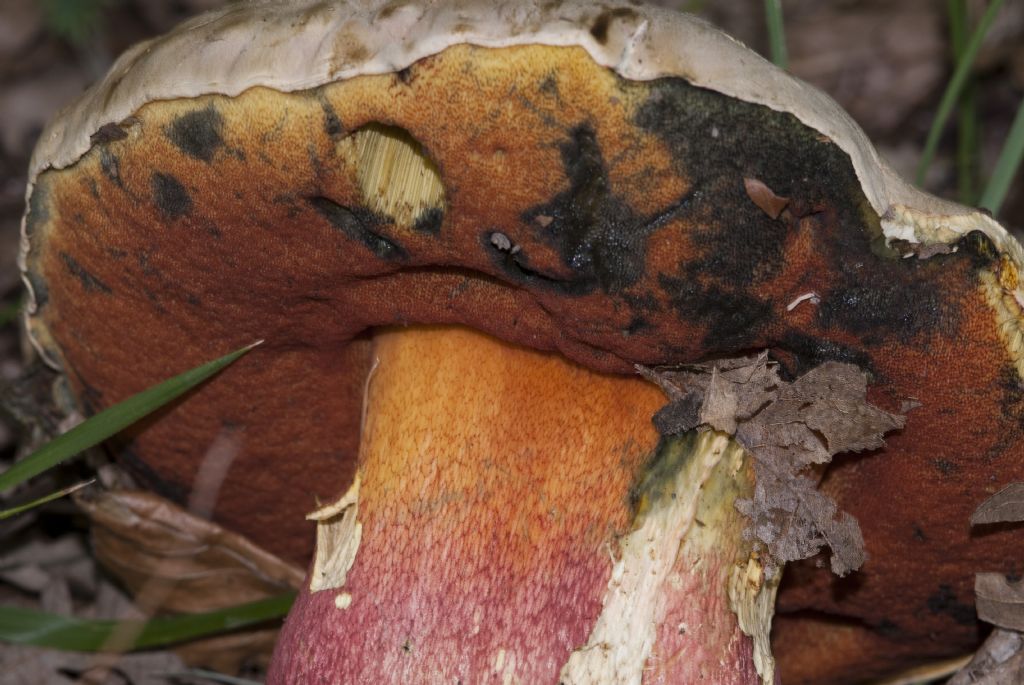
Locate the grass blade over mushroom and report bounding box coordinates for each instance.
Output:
[0,341,260,494]
[0,592,295,651]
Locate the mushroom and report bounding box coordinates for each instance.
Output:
[17,1,1024,683]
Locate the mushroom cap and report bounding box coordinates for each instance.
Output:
[18,1,1024,681]
[20,0,1018,261]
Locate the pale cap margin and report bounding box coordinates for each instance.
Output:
[18,0,1024,353]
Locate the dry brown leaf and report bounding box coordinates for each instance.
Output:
[642,355,903,576]
[75,489,304,673]
[740,362,903,469]
[699,367,740,434]
[972,483,1024,525]
[0,536,92,595]
[650,389,702,436]
[174,628,282,674]
[976,573,1024,632]
[0,644,189,685]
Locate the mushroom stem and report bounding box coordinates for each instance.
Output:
[269,326,771,683]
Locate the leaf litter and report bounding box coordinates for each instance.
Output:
[948,628,1024,685]
[638,353,905,576]
[971,482,1024,526]
[970,484,1024,632]
[951,484,1024,683]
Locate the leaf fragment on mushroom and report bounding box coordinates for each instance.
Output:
[972,483,1024,525]
[976,574,1024,632]
[640,355,905,576]
[742,362,904,466]
[743,177,790,220]
[948,628,1024,685]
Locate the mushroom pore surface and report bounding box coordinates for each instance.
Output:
[21,34,1024,685]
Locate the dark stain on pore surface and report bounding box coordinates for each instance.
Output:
[817,231,995,346]
[636,79,796,296]
[516,125,685,295]
[151,172,193,220]
[413,207,444,235]
[634,76,973,355]
[817,283,944,345]
[875,619,902,638]
[539,73,560,100]
[308,196,408,261]
[996,366,1024,427]
[165,106,225,162]
[100,149,121,186]
[625,316,652,336]
[658,275,773,352]
[60,252,112,294]
[483,231,590,296]
[636,79,811,352]
[926,584,977,626]
[320,98,344,138]
[775,331,872,375]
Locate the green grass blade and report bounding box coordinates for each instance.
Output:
[950,0,979,204]
[0,479,95,520]
[764,0,788,69]
[0,592,294,651]
[0,341,261,493]
[915,0,1006,185]
[955,89,979,203]
[980,97,1024,215]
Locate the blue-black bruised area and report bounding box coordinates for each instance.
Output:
[633,76,991,361]
[493,124,691,295]
[165,106,225,163]
[307,196,408,261]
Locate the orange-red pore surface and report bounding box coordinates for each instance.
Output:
[24,44,1024,681]
[267,326,759,683]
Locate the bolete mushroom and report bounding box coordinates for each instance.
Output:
[17,1,1024,683]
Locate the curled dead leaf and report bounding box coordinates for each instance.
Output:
[948,628,1024,685]
[75,488,304,673]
